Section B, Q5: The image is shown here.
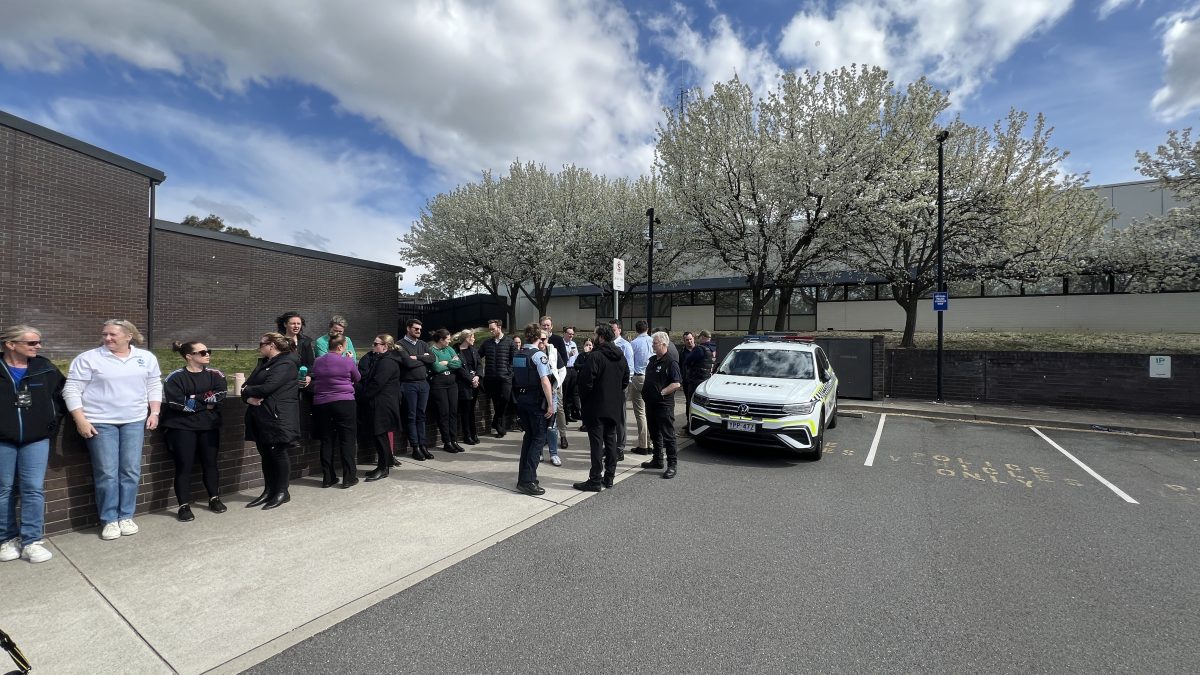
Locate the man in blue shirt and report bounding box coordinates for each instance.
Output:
[628,320,653,455]
[609,319,635,461]
[512,322,555,496]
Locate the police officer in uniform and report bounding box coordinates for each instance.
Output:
[641,331,682,478]
[512,322,555,496]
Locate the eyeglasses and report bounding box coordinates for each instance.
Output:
[17,340,42,346]
[190,350,211,357]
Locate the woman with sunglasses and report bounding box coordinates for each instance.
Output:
[161,341,229,522]
[358,335,403,480]
[0,326,65,564]
[241,333,300,510]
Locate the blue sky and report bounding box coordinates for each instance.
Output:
[1,0,1196,290]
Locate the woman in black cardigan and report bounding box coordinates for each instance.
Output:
[241,333,300,510]
[161,340,228,522]
[453,329,482,445]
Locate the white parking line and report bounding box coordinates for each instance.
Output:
[1030,426,1139,504]
[865,414,886,467]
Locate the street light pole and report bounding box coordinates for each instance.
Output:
[646,207,655,328]
[936,129,949,403]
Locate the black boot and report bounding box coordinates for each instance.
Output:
[642,457,665,469]
[420,445,434,460]
[450,441,466,453]
[365,466,390,481]
[663,464,677,479]
[559,434,568,450]
[262,492,291,509]
[412,447,426,461]
[245,490,270,508]
[321,474,338,488]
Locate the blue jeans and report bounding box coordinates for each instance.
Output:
[401,381,430,447]
[0,439,50,546]
[516,398,547,484]
[86,422,145,524]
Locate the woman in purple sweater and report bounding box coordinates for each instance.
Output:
[311,336,361,488]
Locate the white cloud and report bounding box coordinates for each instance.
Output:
[649,8,782,96]
[776,0,1071,102]
[1098,0,1141,20]
[1151,3,1200,121]
[22,97,415,276]
[0,0,665,181]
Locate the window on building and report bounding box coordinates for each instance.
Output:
[1067,274,1112,294]
[846,284,875,301]
[949,280,982,298]
[579,295,598,309]
[983,280,1021,297]
[877,284,894,300]
[1022,277,1065,296]
[818,285,845,302]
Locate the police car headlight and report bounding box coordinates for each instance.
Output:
[782,401,815,415]
[691,393,709,409]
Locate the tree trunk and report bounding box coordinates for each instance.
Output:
[747,285,775,334]
[895,286,920,348]
[773,284,794,331]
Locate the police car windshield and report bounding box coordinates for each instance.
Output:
[717,349,815,379]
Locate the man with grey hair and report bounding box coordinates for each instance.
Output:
[640,331,682,478]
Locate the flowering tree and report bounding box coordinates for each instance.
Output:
[1100,128,1199,292]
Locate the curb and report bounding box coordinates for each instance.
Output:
[838,405,1200,441]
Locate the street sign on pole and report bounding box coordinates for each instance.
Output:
[933,292,949,312]
[612,258,625,292]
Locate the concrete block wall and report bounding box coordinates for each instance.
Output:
[153,226,401,350]
[886,350,1200,415]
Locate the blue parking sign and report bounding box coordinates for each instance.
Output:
[933,292,949,312]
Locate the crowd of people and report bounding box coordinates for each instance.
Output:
[0,313,718,565]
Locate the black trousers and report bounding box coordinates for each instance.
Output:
[647,402,678,464]
[316,400,357,481]
[373,432,393,470]
[430,382,458,445]
[165,428,220,505]
[257,442,291,496]
[585,418,620,482]
[563,368,581,417]
[459,395,478,440]
[483,377,512,431]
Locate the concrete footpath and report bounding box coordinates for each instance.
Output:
[3,399,1198,674]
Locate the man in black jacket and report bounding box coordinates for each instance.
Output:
[640,331,683,479]
[572,324,630,492]
[479,319,517,438]
[397,319,436,459]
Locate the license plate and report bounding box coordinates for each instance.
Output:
[727,420,756,432]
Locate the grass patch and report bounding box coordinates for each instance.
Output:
[50,347,264,378]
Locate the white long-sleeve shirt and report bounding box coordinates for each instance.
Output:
[63,346,163,424]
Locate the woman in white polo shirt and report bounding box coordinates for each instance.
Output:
[63,320,162,541]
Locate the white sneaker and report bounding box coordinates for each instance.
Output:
[118,519,139,536]
[100,522,121,540]
[0,537,20,562]
[22,541,52,563]
[551,455,562,467]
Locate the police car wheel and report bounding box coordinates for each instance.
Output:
[805,417,824,461]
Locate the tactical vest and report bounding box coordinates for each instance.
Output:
[512,347,545,395]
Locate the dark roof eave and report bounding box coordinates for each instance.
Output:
[0,109,167,183]
[154,219,405,273]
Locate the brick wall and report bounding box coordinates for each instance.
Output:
[153,225,401,350]
[0,124,152,354]
[886,350,1200,415]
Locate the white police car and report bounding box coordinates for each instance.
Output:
[688,336,837,460]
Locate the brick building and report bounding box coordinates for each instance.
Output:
[2,109,409,535]
[1,110,164,353]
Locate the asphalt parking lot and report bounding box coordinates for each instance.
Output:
[247,412,1200,674]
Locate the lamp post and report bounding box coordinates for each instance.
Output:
[645,208,659,328]
[936,129,949,403]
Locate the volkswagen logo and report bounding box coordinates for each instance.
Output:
[738,403,750,415]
